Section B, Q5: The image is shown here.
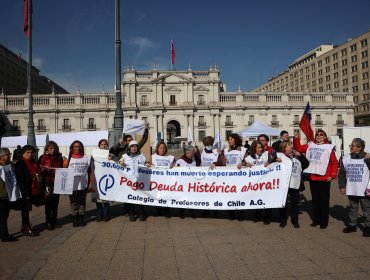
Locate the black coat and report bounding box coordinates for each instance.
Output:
[14,158,33,199]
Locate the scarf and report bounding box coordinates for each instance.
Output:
[180,155,193,164]
[22,158,40,195]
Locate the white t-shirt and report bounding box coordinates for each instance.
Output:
[151,154,175,168]
[304,142,334,176]
[68,155,91,191]
[223,147,247,166]
[245,151,269,166]
[176,158,196,167]
[201,149,219,167]
[342,154,370,197]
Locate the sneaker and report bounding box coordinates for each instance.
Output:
[129,215,137,222]
[139,215,147,222]
[343,226,357,233]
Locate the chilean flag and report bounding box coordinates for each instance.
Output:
[171,40,175,65]
[299,102,314,142]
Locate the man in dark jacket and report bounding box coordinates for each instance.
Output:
[272,130,289,152]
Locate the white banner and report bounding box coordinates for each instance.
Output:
[53,168,74,194]
[123,118,145,137]
[94,159,292,210]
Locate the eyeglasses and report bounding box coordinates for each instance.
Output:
[349,144,359,148]
[316,133,324,137]
[73,145,81,148]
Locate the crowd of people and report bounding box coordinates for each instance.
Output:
[1,125,370,243]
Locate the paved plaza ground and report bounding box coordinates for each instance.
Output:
[1,179,370,280]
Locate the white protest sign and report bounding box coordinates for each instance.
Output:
[53,168,74,194]
[123,118,145,137]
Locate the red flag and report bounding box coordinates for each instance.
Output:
[24,0,30,38]
[171,40,175,65]
[17,53,22,62]
[299,102,314,142]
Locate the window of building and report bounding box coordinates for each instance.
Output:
[306,74,309,81]
[13,120,19,128]
[316,115,322,121]
[226,115,232,124]
[325,57,330,64]
[38,119,45,130]
[362,50,368,58]
[352,76,358,82]
[363,94,369,101]
[342,69,348,75]
[350,44,357,52]
[326,75,330,82]
[334,72,339,79]
[326,84,331,91]
[351,65,358,72]
[333,63,338,70]
[342,79,348,85]
[354,96,358,103]
[249,115,254,124]
[342,59,347,66]
[319,78,323,84]
[312,72,316,78]
[318,69,323,76]
[294,115,299,124]
[334,82,339,88]
[198,95,205,105]
[362,61,369,69]
[341,49,347,56]
[140,95,148,106]
[332,53,338,60]
[169,95,176,105]
[63,119,70,129]
[351,55,357,62]
[319,87,323,92]
[325,66,330,73]
[363,83,370,90]
[353,86,358,93]
[198,130,206,142]
[311,64,316,70]
[199,116,205,125]
[363,72,369,79]
[318,60,322,67]
[361,39,368,47]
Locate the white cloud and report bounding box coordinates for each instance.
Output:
[126,36,159,60]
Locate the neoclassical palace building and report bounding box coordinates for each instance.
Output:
[0,66,354,147]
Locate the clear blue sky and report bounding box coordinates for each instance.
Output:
[1,0,370,93]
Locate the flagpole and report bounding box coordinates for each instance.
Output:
[170,38,172,71]
[114,0,123,144]
[26,0,37,152]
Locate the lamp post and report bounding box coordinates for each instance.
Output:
[113,0,123,143]
[26,0,37,154]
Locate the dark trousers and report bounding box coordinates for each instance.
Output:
[45,194,60,223]
[280,188,300,224]
[0,199,10,238]
[310,180,331,227]
[69,190,87,216]
[127,203,145,217]
[96,202,110,218]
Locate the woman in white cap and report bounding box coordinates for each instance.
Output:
[119,140,148,222]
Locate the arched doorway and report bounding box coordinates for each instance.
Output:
[166,120,181,144]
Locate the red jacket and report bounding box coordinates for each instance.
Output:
[293,137,338,181]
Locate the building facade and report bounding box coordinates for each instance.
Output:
[0,67,354,148]
[253,29,369,126]
[0,43,68,95]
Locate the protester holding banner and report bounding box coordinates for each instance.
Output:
[278,140,309,228]
[223,133,247,221]
[338,138,370,237]
[245,140,273,224]
[92,139,112,222]
[65,140,92,227]
[176,145,199,218]
[110,123,150,160]
[38,141,64,230]
[150,141,175,218]
[119,140,148,222]
[294,129,338,229]
[14,145,40,236]
[0,148,20,242]
[201,136,221,168]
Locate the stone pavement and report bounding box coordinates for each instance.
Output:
[1,179,370,280]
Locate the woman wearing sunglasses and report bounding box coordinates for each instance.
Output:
[294,129,338,229]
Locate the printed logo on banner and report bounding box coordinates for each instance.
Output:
[60,171,68,191]
[99,174,115,196]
